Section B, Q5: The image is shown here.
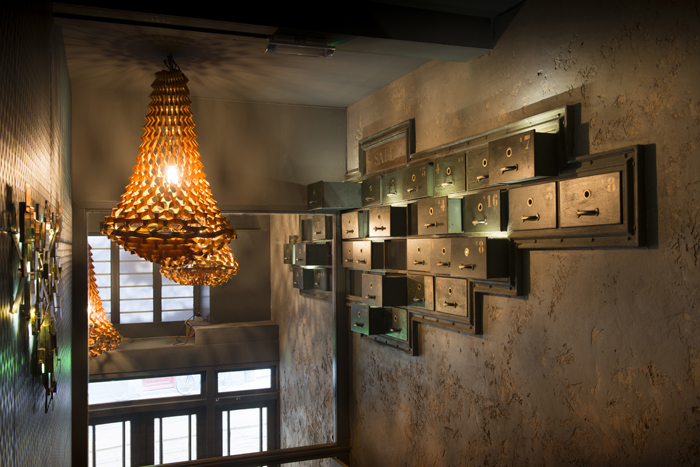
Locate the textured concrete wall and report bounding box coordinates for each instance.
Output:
[0,2,73,465]
[347,1,700,465]
[270,214,333,467]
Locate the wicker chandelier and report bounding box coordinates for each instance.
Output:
[88,247,122,357]
[101,56,235,264]
[160,245,239,287]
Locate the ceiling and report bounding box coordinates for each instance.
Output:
[55,1,523,108]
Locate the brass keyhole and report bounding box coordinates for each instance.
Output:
[506,147,513,157]
[347,219,351,224]
[448,287,453,295]
[390,179,395,186]
[417,247,421,253]
[359,248,363,253]
[394,315,398,322]
[313,189,316,195]
[441,247,447,255]
[478,203,483,212]
[583,189,591,199]
[358,311,361,318]
[417,284,422,290]
[369,185,373,191]
[377,214,381,220]
[527,198,534,207]
[482,158,488,167]
[446,167,452,175]
[369,282,373,289]
[429,207,434,215]
[411,174,416,181]
[348,248,351,254]
[464,248,470,257]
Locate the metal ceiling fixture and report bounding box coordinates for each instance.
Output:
[160,244,239,286]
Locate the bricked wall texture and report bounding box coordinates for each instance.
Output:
[0,1,73,466]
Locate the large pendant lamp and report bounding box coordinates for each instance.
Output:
[88,247,121,357]
[160,245,239,287]
[102,56,235,264]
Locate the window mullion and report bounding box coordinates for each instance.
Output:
[153,263,162,322]
[111,242,120,324]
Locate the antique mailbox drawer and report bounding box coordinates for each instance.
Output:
[430,238,453,274]
[406,238,431,272]
[313,269,331,291]
[466,146,490,190]
[559,172,622,228]
[407,274,434,310]
[312,215,333,241]
[417,196,463,236]
[450,237,510,280]
[463,190,508,233]
[382,172,404,204]
[435,277,468,317]
[292,267,314,290]
[341,211,367,239]
[352,241,384,270]
[385,307,409,341]
[294,243,331,266]
[362,176,382,207]
[488,130,558,184]
[350,303,389,336]
[307,181,362,210]
[342,241,354,267]
[508,182,557,231]
[283,244,294,264]
[402,162,434,201]
[361,274,407,307]
[384,239,407,270]
[368,206,407,237]
[434,153,466,196]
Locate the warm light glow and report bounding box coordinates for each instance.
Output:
[166,165,180,185]
[160,245,239,286]
[88,246,122,357]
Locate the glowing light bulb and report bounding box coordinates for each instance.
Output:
[166,165,180,185]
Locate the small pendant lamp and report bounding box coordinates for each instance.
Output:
[102,56,235,264]
[88,246,122,357]
[160,245,239,287]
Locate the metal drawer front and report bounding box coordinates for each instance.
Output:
[508,182,557,231]
[489,130,558,184]
[361,274,407,307]
[402,163,434,200]
[435,277,468,317]
[368,206,407,237]
[434,153,466,196]
[294,243,331,266]
[417,196,463,236]
[450,237,509,280]
[406,238,431,272]
[314,269,331,291]
[312,215,333,241]
[385,308,408,341]
[292,267,314,290]
[352,241,383,270]
[307,181,324,210]
[341,211,366,239]
[559,172,622,228]
[407,274,434,310]
[350,303,388,336]
[466,146,490,190]
[463,190,507,233]
[307,181,362,210]
[382,173,404,204]
[283,244,293,265]
[362,176,382,207]
[431,238,453,274]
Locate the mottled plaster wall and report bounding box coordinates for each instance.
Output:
[270,215,333,467]
[347,0,700,465]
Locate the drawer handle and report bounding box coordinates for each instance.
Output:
[345,259,353,263]
[440,181,454,187]
[284,257,289,261]
[373,226,386,231]
[345,229,354,233]
[437,261,450,267]
[521,215,540,222]
[356,259,367,264]
[297,257,304,261]
[412,297,422,302]
[472,219,487,225]
[576,208,599,217]
[386,192,398,197]
[500,165,518,173]
[423,223,437,228]
[365,294,376,299]
[293,281,299,285]
[459,264,476,270]
[353,323,365,328]
[413,260,425,265]
[407,187,416,193]
[364,196,374,201]
[443,301,458,308]
[476,175,489,181]
[314,282,320,286]
[315,231,322,234]
[309,200,317,204]
[389,328,402,333]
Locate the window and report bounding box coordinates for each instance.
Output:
[89,374,202,405]
[88,235,203,324]
[88,420,132,467]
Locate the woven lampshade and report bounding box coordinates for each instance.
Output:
[88,247,122,357]
[102,60,234,264]
[160,245,239,287]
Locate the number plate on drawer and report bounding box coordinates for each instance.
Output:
[463,190,507,233]
[466,146,490,190]
[508,182,557,230]
[434,153,466,195]
[435,277,468,316]
[362,176,382,207]
[489,130,558,184]
[350,304,389,336]
[407,274,434,310]
[559,172,622,228]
